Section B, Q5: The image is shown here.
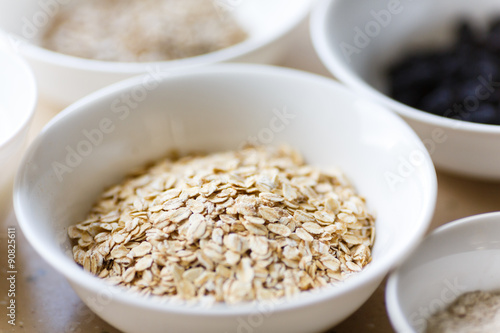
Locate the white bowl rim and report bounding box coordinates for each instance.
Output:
[0,50,37,149]
[14,63,437,316]
[5,0,312,74]
[310,0,500,135]
[385,211,500,333]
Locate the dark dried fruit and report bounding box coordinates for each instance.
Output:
[388,19,500,125]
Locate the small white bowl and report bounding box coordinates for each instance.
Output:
[14,64,436,333]
[0,50,37,222]
[0,0,311,106]
[386,212,500,333]
[311,0,500,180]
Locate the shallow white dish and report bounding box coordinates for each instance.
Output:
[0,0,311,106]
[0,50,37,222]
[386,212,500,333]
[311,0,500,180]
[15,64,436,333]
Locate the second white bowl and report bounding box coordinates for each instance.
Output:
[0,0,311,106]
[386,212,500,333]
[0,50,37,222]
[311,0,500,180]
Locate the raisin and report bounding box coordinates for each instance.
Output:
[387,18,500,125]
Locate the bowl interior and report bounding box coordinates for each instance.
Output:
[0,0,310,62]
[387,212,500,333]
[15,65,436,313]
[0,51,36,145]
[317,0,500,108]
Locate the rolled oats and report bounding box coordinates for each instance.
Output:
[69,146,375,304]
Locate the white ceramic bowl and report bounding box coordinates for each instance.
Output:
[311,0,500,180]
[386,212,500,333]
[14,64,436,333]
[0,50,37,222]
[0,0,311,106]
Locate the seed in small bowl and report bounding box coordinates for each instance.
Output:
[426,290,500,333]
[42,0,248,62]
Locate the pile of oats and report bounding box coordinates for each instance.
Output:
[42,0,248,62]
[69,146,375,304]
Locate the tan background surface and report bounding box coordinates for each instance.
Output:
[1,22,500,333]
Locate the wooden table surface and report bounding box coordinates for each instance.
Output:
[2,21,500,333]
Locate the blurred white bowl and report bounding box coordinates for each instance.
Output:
[0,0,311,106]
[0,50,36,222]
[386,212,500,333]
[14,64,436,333]
[311,0,500,180]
